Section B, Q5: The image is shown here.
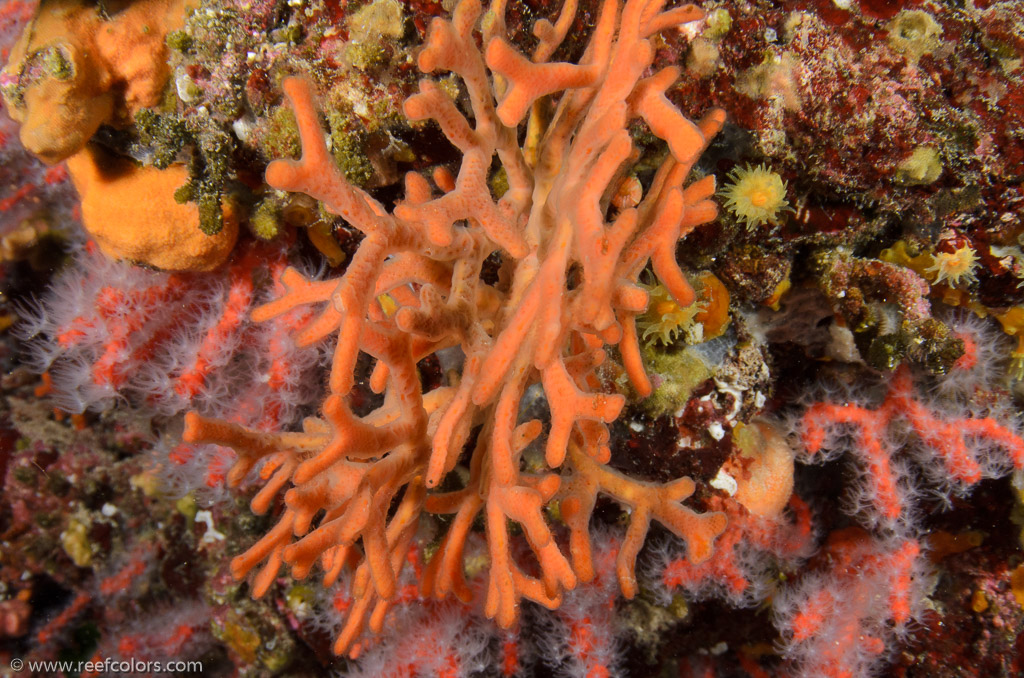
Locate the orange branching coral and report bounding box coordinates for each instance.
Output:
[184,0,727,655]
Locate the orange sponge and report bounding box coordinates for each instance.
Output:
[723,420,795,519]
[67,145,237,272]
[1,0,192,163]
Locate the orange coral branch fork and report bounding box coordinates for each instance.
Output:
[183,0,727,656]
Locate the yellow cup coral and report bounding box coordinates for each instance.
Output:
[719,163,790,227]
[640,278,704,346]
[638,271,731,346]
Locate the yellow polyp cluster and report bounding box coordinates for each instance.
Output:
[881,240,975,302]
[881,240,1024,381]
[720,163,790,228]
[927,244,979,288]
[639,279,703,346]
[638,272,731,347]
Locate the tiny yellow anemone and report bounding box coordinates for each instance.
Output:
[639,279,703,346]
[720,163,790,227]
[927,244,979,288]
[638,272,731,347]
